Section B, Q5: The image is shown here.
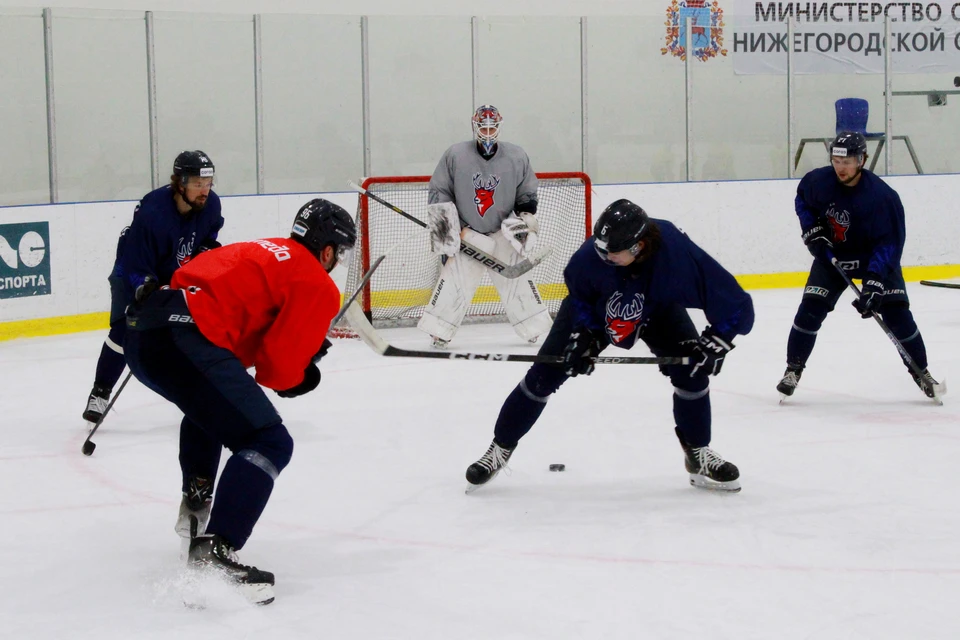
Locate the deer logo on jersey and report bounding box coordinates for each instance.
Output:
[473,173,500,217]
[825,204,851,242]
[605,291,645,345]
[176,232,196,267]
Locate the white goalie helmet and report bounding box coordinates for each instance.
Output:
[472,105,503,154]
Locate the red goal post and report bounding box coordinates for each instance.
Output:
[341,172,592,329]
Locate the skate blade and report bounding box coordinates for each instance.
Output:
[240,582,275,606]
[689,474,741,493]
[465,483,482,495]
[778,393,788,405]
[932,378,947,405]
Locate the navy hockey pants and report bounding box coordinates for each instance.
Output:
[786,257,927,370]
[124,290,293,550]
[493,297,713,449]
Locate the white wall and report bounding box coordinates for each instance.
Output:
[2,175,958,324]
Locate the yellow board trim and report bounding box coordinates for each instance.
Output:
[4,264,960,342]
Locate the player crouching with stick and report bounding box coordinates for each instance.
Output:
[464,199,755,494]
[123,199,356,605]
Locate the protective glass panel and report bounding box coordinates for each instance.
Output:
[0,9,49,205]
[53,9,151,203]
[586,16,686,183]
[689,15,788,180]
[367,16,473,177]
[260,14,363,194]
[476,17,582,174]
[154,12,256,195]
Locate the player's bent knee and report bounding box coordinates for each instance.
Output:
[237,423,294,479]
[881,305,919,340]
[670,371,710,395]
[794,298,830,332]
[524,364,568,398]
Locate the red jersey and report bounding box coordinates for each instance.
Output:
[170,238,340,391]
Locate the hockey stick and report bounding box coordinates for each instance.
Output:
[344,300,686,365]
[919,280,960,290]
[828,254,946,402]
[81,370,134,456]
[348,180,551,279]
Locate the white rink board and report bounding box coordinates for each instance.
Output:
[2,175,959,323]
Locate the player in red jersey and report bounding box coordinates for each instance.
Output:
[123,199,356,605]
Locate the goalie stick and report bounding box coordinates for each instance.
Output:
[348,180,552,279]
[828,254,946,403]
[344,299,685,366]
[919,280,960,290]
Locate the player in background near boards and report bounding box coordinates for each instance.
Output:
[123,199,355,605]
[465,198,754,493]
[777,131,940,400]
[419,105,553,348]
[81,150,223,426]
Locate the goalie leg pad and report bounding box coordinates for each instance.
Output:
[488,231,552,341]
[417,246,488,342]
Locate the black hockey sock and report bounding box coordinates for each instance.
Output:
[93,342,127,390]
[883,307,929,370]
[673,386,711,448]
[785,326,817,368]
[206,453,275,551]
[179,416,223,493]
[493,380,549,448]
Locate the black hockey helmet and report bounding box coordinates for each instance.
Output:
[173,150,215,180]
[290,198,357,267]
[593,199,650,264]
[830,132,867,159]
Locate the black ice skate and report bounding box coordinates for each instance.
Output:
[465,439,515,493]
[910,367,945,402]
[431,335,450,349]
[82,384,111,423]
[188,517,275,605]
[675,428,741,492]
[776,366,803,401]
[176,476,214,539]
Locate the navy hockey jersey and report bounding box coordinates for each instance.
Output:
[112,186,224,297]
[795,167,906,281]
[564,220,754,349]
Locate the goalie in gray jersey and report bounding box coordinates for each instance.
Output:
[419,105,553,347]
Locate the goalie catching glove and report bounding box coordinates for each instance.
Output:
[426,202,461,257]
[501,213,539,257]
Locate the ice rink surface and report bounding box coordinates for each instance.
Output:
[2,284,959,639]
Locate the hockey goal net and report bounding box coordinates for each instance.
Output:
[340,172,592,329]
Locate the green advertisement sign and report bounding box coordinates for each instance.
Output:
[0,222,51,299]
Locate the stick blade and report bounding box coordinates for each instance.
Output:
[344,301,390,355]
[81,440,96,456]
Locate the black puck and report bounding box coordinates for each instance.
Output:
[549,463,565,472]
[954,76,960,88]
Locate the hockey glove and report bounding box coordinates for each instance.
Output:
[426,202,461,257]
[135,275,159,303]
[191,238,221,257]
[501,213,539,257]
[311,338,333,364]
[801,223,833,260]
[276,363,321,399]
[852,274,884,318]
[562,328,607,377]
[689,326,735,377]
